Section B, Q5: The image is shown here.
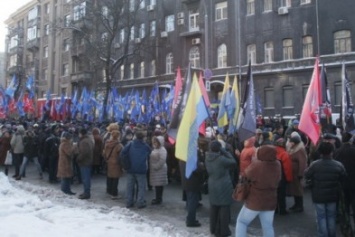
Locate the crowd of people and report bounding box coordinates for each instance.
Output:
[0,116,354,237]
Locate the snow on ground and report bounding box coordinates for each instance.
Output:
[0,173,191,237]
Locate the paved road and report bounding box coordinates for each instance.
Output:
[1,164,319,237]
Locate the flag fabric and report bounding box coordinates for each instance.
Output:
[175,73,209,178]
[319,64,332,131]
[25,76,35,99]
[217,74,231,130]
[168,65,191,143]
[198,72,211,107]
[5,75,17,98]
[228,75,240,134]
[237,62,256,142]
[341,63,355,134]
[299,57,321,145]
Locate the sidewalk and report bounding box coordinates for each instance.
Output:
[1,164,318,237]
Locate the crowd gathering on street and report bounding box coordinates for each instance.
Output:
[0,116,354,237]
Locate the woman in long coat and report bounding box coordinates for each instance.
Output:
[149,136,168,205]
[103,129,123,199]
[0,130,12,175]
[286,134,308,212]
[57,132,75,195]
[205,140,236,237]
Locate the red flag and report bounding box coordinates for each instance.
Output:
[23,93,35,113]
[299,57,321,145]
[198,72,210,107]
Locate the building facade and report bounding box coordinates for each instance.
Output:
[4,0,355,118]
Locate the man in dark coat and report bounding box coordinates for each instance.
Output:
[305,142,346,237]
[44,125,60,183]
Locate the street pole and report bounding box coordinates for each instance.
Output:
[315,0,320,56]
[204,0,209,70]
[236,0,242,93]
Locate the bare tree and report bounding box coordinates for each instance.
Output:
[56,0,153,119]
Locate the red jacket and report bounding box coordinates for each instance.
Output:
[275,146,293,182]
[240,137,256,176]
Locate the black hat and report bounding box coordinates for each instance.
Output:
[323,133,337,140]
[290,136,301,144]
[210,140,222,152]
[62,132,73,140]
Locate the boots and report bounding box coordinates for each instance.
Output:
[151,186,163,205]
[290,196,304,213]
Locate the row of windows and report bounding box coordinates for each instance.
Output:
[264,82,344,108]
[247,0,311,15]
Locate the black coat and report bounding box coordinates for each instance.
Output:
[335,143,355,190]
[305,157,346,203]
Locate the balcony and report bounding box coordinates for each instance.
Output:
[71,45,85,57]
[26,38,40,52]
[71,71,92,83]
[182,0,200,4]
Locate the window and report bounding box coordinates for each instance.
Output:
[334,30,352,54]
[215,2,227,21]
[217,44,227,68]
[130,63,134,79]
[9,36,18,49]
[43,46,48,58]
[302,84,309,101]
[28,7,38,21]
[140,62,145,78]
[101,32,109,42]
[73,2,86,21]
[63,39,70,51]
[247,0,255,15]
[149,0,156,5]
[43,69,48,81]
[9,55,17,67]
[166,53,173,74]
[120,65,124,80]
[129,0,135,12]
[282,86,293,107]
[44,3,50,14]
[334,82,342,106]
[280,0,291,7]
[247,44,256,64]
[120,29,125,43]
[150,21,156,37]
[139,0,145,9]
[130,26,135,40]
[139,23,145,38]
[44,25,50,36]
[102,6,109,18]
[27,27,37,41]
[283,39,293,60]
[165,15,175,32]
[264,41,274,63]
[189,46,200,68]
[189,10,199,31]
[300,0,311,4]
[64,15,70,27]
[264,88,274,108]
[62,64,69,76]
[302,36,313,58]
[264,0,272,12]
[151,60,156,76]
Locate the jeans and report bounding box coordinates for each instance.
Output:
[126,173,146,207]
[80,166,91,196]
[235,205,275,237]
[13,153,24,177]
[186,191,200,224]
[20,156,43,177]
[314,202,337,237]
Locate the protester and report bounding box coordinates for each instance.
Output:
[305,141,346,237]
[92,127,103,175]
[205,140,236,237]
[0,130,12,175]
[235,144,281,237]
[239,136,256,176]
[57,132,75,195]
[149,136,168,205]
[10,125,25,179]
[44,124,60,183]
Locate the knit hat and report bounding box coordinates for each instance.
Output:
[289,136,301,144]
[210,140,222,152]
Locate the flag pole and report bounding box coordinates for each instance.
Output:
[316,0,320,55]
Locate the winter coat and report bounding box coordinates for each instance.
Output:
[245,145,281,211]
[57,138,74,178]
[0,135,11,165]
[92,128,103,166]
[335,143,355,190]
[10,131,25,155]
[121,138,151,174]
[275,146,293,182]
[287,142,308,196]
[23,132,38,159]
[76,135,94,166]
[239,137,256,176]
[103,139,123,178]
[149,136,168,187]
[305,156,346,203]
[205,149,236,206]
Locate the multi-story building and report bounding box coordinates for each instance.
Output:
[4,0,355,118]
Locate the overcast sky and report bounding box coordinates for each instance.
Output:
[0,0,32,52]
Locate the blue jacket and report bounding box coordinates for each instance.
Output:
[122,139,151,174]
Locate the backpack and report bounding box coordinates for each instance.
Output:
[119,142,132,170]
